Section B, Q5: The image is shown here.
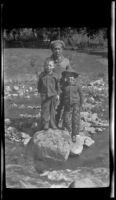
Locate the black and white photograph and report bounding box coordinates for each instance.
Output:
[1,1,114,198]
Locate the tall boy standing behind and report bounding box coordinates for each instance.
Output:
[37,60,60,130]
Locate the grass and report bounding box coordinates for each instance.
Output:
[4,48,108,82]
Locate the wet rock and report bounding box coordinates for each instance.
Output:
[70,135,84,155]
[27,129,71,162]
[70,135,95,155]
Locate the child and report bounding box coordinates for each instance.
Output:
[61,67,83,142]
[37,60,60,130]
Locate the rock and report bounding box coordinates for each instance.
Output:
[69,178,99,188]
[5,118,11,126]
[21,132,31,145]
[85,126,96,133]
[68,167,109,188]
[70,135,84,155]
[70,135,95,155]
[13,86,19,91]
[5,126,22,142]
[84,136,95,147]
[5,86,12,92]
[27,129,71,162]
[12,94,18,97]
[5,126,17,135]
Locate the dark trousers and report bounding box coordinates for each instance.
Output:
[55,93,64,125]
[41,95,57,128]
[62,103,80,136]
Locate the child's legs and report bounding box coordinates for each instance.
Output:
[50,96,57,127]
[55,93,64,125]
[41,98,51,126]
[72,104,80,136]
[63,104,72,133]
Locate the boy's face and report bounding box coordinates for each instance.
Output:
[45,61,54,73]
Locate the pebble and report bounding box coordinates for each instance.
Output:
[13,86,19,90]
[19,104,25,109]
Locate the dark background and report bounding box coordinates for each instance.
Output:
[2,1,111,49]
[2,0,113,199]
[2,1,111,28]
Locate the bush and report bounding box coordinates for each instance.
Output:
[4,28,108,49]
[71,29,107,49]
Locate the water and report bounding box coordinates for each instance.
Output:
[5,127,109,188]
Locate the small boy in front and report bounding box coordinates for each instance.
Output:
[61,67,83,142]
[37,60,60,130]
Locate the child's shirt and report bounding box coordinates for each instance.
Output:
[62,80,83,106]
[37,71,60,97]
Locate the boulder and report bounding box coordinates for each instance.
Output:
[27,129,71,163]
[70,135,95,155]
[70,135,84,155]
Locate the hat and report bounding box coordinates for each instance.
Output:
[50,40,65,49]
[62,66,79,78]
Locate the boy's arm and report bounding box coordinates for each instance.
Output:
[55,78,61,95]
[53,73,61,95]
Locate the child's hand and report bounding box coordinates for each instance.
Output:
[56,95,60,101]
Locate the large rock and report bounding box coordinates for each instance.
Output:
[27,129,71,163]
[70,135,95,155]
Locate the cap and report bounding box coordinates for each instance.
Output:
[62,66,79,78]
[50,40,65,49]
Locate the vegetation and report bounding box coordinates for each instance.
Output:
[3,27,107,49]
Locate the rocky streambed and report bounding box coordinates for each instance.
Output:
[4,77,109,188]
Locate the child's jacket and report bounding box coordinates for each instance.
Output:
[62,81,83,106]
[37,71,60,97]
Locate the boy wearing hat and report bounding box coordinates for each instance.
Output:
[37,60,60,130]
[61,67,83,142]
[44,40,72,126]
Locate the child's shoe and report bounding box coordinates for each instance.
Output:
[50,121,57,129]
[52,125,57,130]
[51,124,57,130]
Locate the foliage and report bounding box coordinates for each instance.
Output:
[3,28,107,49]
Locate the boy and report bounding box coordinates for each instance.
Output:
[61,67,83,142]
[37,60,60,130]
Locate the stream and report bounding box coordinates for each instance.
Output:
[5,127,109,188]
